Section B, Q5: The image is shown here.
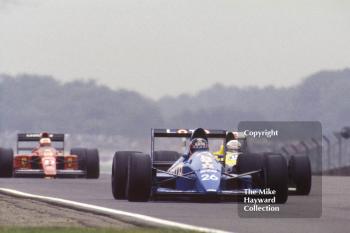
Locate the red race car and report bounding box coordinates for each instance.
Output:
[0,132,99,179]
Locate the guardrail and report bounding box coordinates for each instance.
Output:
[279,133,350,174]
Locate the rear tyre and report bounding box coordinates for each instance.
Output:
[237,153,265,173]
[86,149,99,179]
[126,153,152,202]
[112,151,140,199]
[236,153,265,187]
[264,154,288,203]
[0,148,13,177]
[153,150,181,162]
[70,148,87,171]
[289,155,311,195]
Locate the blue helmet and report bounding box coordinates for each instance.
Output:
[189,138,209,154]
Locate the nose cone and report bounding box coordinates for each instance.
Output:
[41,157,57,176]
[196,172,221,193]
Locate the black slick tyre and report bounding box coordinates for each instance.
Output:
[0,148,13,177]
[126,153,152,202]
[289,154,311,195]
[112,151,140,199]
[153,150,180,162]
[264,154,288,204]
[86,149,99,179]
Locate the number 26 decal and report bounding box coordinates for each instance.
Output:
[201,174,218,181]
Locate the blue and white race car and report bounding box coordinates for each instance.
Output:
[111,128,288,202]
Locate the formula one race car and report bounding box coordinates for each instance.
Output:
[111,128,288,202]
[0,132,99,178]
[213,131,248,172]
[214,132,312,196]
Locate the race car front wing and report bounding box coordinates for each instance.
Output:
[13,169,86,178]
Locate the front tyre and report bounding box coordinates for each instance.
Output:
[0,148,13,177]
[126,153,152,202]
[264,154,288,204]
[289,155,311,195]
[112,151,140,199]
[86,149,99,179]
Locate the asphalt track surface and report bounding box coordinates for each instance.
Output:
[0,174,349,233]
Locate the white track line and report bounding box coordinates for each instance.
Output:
[0,188,233,233]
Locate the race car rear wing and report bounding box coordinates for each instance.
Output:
[152,128,227,138]
[17,133,65,142]
[151,129,248,165]
[17,133,65,153]
[151,128,228,163]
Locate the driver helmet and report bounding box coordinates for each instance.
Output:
[39,137,52,147]
[189,138,209,155]
[226,140,241,152]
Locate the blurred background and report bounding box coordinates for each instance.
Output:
[1,0,350,172]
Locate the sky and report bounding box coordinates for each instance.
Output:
[0,0,350,99]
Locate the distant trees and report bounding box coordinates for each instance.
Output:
[0,75,163,138]
[1,68,350,138]
[158,68,350,134]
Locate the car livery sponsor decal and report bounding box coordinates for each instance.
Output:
[165,129,211,134]
[172,164,183,175]
[200,153,215,170]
